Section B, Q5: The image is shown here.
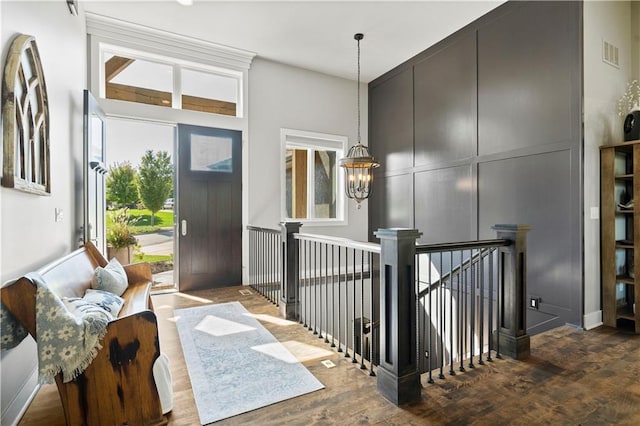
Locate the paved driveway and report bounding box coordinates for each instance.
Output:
[137,229,174,256]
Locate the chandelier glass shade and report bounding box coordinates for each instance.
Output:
[339,33,380,209]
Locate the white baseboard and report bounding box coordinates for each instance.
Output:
[583,310,603,330]
[1,367,39,426]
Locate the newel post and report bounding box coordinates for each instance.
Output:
[493,224,531,360]
[374,228,422,405]
[280,222,301,321]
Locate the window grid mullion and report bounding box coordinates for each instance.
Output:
[172,64,182,109]
[307,149,315,220]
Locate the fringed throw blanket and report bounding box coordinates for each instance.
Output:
[0,273,110,384]
[0,280,28,349]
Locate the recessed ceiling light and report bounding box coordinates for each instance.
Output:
[176,0,193,6]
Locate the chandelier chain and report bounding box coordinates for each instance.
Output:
[357,36,361,144]
[339,33,379,207]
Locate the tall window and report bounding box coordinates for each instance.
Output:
[282,129,346,224]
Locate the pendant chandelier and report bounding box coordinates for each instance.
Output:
[339,33,380,209]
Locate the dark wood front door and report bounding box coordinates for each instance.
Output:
[177,124,242,291]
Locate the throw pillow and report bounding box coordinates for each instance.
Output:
[83,289,125,318]
[92,257,128,296]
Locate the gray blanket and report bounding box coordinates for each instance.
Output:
[0,273,109,383]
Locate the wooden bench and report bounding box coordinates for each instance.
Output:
[1,242,167,426]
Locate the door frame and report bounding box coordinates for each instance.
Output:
[83,90,107,253]
[94,112,248,289]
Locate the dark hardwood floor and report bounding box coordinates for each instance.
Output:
[18,286,640,425]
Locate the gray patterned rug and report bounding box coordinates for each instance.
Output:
[175,301,324,424]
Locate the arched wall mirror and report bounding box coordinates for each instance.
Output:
[1,34,51,195]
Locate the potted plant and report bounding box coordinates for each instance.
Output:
[106,209,139,265]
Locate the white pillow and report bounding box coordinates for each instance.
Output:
[92,257,128,296]
[83,289,125,318]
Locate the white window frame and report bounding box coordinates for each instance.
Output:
[280,128,347,226]
[86,12,254,122]
[97,42,244,117]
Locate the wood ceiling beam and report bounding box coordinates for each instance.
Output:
[106,82,172,107]
[182,94,236,116]
[105,56,135,82]
[106,82,237,116]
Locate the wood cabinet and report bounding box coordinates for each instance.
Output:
[601,139,640,333]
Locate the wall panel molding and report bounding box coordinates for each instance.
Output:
[369,0,583,332]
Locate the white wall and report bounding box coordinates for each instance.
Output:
[0,1,86,424]
[633,1,640,81]
[248,58,368,242]
[583,1,633,330]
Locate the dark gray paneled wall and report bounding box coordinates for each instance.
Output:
[477,4,577,156]
[369,67,414,229]
[370,68,414,172]
[415,32,477,168]
[369,1,582,333]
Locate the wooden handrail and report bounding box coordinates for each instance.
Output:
[416,238,510,254]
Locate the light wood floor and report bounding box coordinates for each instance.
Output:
[18,286,640,425]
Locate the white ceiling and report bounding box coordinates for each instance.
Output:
[83,0,505,82]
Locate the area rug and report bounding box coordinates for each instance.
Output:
[174,301,324,424]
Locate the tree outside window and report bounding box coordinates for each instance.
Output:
[138,150,173,225]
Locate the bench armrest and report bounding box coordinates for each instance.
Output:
[123,261,153,285]
[56,310,165,426]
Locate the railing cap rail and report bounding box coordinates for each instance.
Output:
[294,232,381,254]
[416,238,511,254]
[247,225,281,235]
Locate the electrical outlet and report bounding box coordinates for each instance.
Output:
[590,207,599,220]
[530,297,540,310]
[55,208,63,222]
[321,360,335,368]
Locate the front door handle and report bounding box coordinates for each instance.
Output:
[181,219,187,236]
